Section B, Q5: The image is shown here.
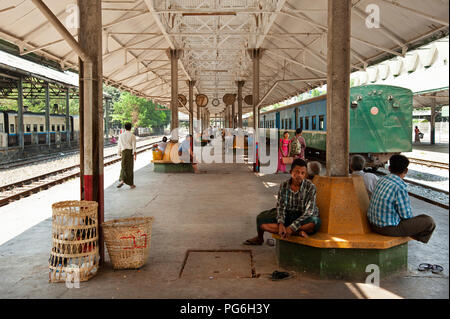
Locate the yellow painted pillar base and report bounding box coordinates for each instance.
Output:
[313,175,371,235]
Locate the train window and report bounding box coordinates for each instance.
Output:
[319,116,325,130]
[57,125,60,132]
[305,117,309,130]
[299,117,303,130]
[33,124,38,132]
[40,125,44,132]
[312,116,317,130]
[289,119,292,129]
[26,124,31,133]
[10,124,14,133]
[52,125,55,132]
[62,125,65,131]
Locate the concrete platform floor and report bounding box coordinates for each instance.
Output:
[0,150,448,299]
[403,143,449,163]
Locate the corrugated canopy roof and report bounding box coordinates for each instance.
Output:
[0,0,448,116]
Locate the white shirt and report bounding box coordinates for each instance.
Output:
[158,142,167,152]
[352,171,379,198]
[117,130,136,155]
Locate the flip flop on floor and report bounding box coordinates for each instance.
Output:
[418,263,444,274]
[243,238,263,245]
[431,264,444,274]
[269,270,296,281]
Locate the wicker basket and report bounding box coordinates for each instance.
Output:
[102,217,154,269]
[49,201,99,283]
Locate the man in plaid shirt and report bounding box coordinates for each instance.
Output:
[244,159,321,245]
[368,155,435,243]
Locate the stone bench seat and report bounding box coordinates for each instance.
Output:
[151,142,194,173]
[273,175,412,280]
[272,232,410,249]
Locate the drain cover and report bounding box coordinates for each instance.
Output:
[179,250,254,279]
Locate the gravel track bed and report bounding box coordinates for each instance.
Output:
[0,136,161,187]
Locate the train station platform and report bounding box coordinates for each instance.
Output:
[403,143,449,164]
[0,150,448,299]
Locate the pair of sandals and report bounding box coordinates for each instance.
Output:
[418,263,444,274]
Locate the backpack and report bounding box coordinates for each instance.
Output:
[290,137,302,156]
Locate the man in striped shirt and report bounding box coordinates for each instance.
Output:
[244,159,321,245]
[368,155,435,243]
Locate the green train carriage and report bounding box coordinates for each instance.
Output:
[252,85,413,169]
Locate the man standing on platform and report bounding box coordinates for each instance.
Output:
[243,159,321,245]
[290,128,306,160]
[368,155,435,243]
[117,122,137,189]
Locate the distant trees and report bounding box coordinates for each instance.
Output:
[0,84,171,133]
[111,91,170,132]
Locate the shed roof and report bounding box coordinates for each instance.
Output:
[0,0,448,116]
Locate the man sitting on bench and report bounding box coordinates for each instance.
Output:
[368,154,436,243]
[243,159,321,245]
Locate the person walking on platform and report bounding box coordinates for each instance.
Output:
[243,159,321,245]
[290,128,306,160]
[414,126,422,144]
[117,122,137,189]
[277,132,291,173]
[368,155,435,243]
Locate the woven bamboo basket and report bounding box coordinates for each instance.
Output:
[49,201,99,283]
[102,217,154,270]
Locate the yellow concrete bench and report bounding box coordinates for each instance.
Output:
[272,175,410,280]
[272,175,410,249]
[272,232,410,249]
[151,142,194,173]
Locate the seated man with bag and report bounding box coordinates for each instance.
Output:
[244,159,321,245]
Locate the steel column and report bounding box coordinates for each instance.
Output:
[17,77,24,150]
[45,81,50,147]
[66,88,70,146]
[78,0,104,263]
[169,49,182,141]
[326,0,352,176]
[188,80,196,138]
[237,81,245,128]
[430,93,437,144]
[105,97,110,139]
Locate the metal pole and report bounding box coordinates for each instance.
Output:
[78,0,104,264]
[188,80,195,138]
[430,93,436,145]
[237,81,244,128]
[66,88,70,147]
[17,77,24,150]
[169,49,181,141]
[326,0,352,176]
[45,81,50,148]
[105,97,110,139]
[249,49,261,172]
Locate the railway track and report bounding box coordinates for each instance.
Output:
[407,157,448,170]
[0,136,161,170]
[0,141,160,207]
